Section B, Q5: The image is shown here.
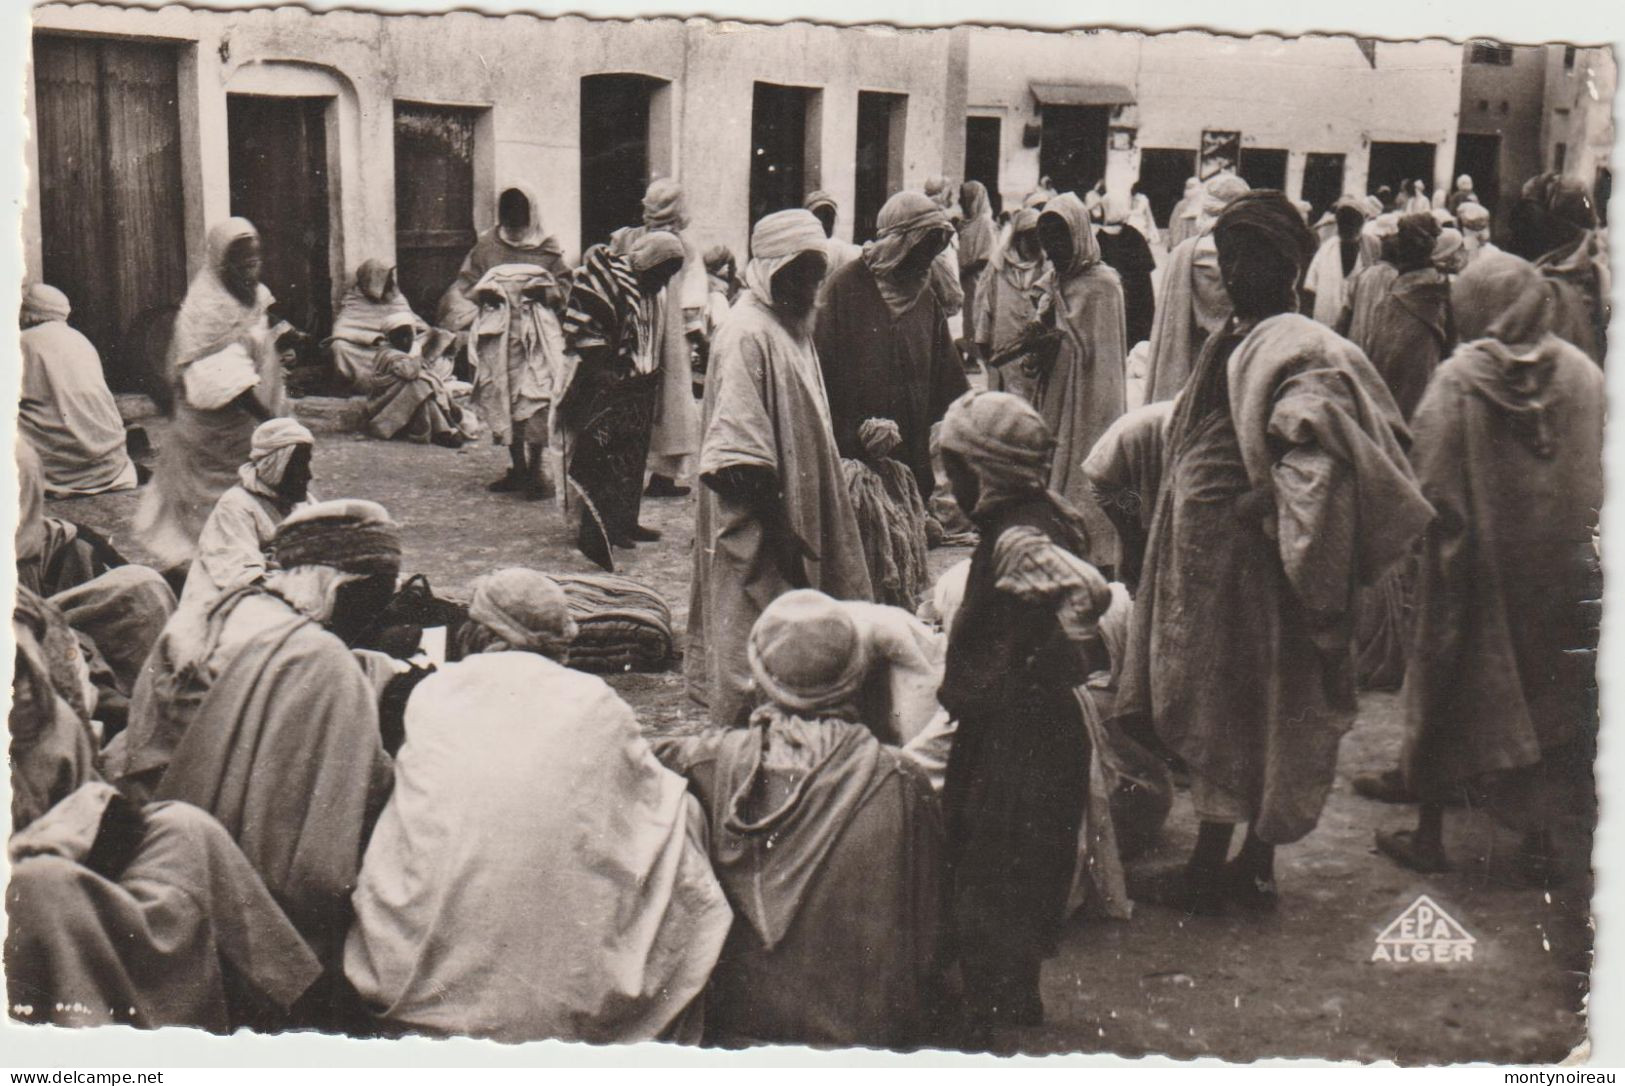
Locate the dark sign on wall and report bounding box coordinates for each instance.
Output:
[1200,130,1241,179]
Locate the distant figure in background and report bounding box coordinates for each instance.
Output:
[1458,202,1498,265]
[815,192,969,503]
[1376,185,1395,212]
[1445,174,1478,217]
[922,176,967,318]
[1403,180,1432,215]
[698,245,739,395]
[1143,173,1250,403]
[1292,198,1314,226]
[1338,212,1454,421]
[1376,251,1602,885]
[1303,198,1370,326]
[19,283,139,497]
[957,180,999,356]
[326,260,427,390]
[1165,177,1203,252]
[466,262,566,495]
[1094,192,1157,349]
[804,190,863,285]
[436,185,567,331]
[974,206,1048,403]
[1514,173,1609,364]
[612,179,708,498]
[174,418,315,622]
[347,568,730,1044]
[1432,228,1469,277]
[1127,183,1162,248]
[134,218,287,574]
[365,313,471,447]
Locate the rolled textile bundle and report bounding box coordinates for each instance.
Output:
[547,572,675,673]
[842,457,931,610]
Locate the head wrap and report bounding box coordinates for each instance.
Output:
[1391,212,1442,271]
[1200,173,1252,224]
[1430,207,1457,229]
[1362,195,1385,218]
[804,190,838,215]
[1037,192,1102,276]
[354,259,397,304]
[923,176,955,209]
[1456,174,1474,192]
[1212,190,1318,276]
[467,568,579,656]
[1012,207,1041,234]
[628,229,686,274]
[21,283,70,326]
[239,418,314,497]
[1100,192,1132,226]
[747,590,869,716]
[495,184,552,250]
[1452,249,1554,347]
[271,498,402,577]
[1457,202,1491,230]
[1334,200,1368,238]
[1431,227,1466,272]
[744,209,828,307]
[641,178,689,232]
[862,191,953,316]
[938,389,1064,523]
[703,245,736,275]
[1022,190,1050,211]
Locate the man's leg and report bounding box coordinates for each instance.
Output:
[1376,803,1452,872]
[488,437,528,492]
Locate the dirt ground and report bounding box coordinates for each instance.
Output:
[52,424,1592,1064]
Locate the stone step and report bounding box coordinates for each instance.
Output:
[114,394,369,435]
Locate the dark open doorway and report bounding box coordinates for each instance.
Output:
[33,33,188,389]
[1137,148,1196,227]
[750,82,817,237]
[228,94,333,339]
[855,92,906,243]
[394,102,480,321]
[1039,104,1108,197]
[1302,153,1347,221]
[1238,147,1288,192]
[964,115,1002,217]
[1368,140,1437,200]
[580,74,660,251]
[1452,132,1501,220]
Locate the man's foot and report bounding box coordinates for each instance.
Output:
[628,524,663,542]
[645,475,691,498]
[1353,768,1415,804]
[1374,828,1452,873]
[487,470,525,493]
[1222,861,1280,913]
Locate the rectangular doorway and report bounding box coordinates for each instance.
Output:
[1301,153,1346,221]
[964,115,1002,217]
[579,75,660,250]
[750,82,818,234]
[1137,148,1197,227]
[394,102,480,320]
[1039,105,1109,197]
[1367,141,1437,200]
[227,94,333,339]
[33,33,188,389]
[1238,147,1288,191]
[1452,132,1501,219]
[855,91,907,243]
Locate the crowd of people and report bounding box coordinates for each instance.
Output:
[8,159,1608,1051]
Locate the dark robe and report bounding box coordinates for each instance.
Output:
[813,259,969,500]
[1339,264,1456,421]
[653,720,943,1048]
[1095,224,1157,348]
[937,497,1090,1005]
[1400,336,1603,822]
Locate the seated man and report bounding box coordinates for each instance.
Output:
[107,502,399,978]
[654,589,945,1050]
[325,259,428,391]
[346,568,730,1044]
[173,417,316,620]
[364,313,471,447]
[19,283,140,497]
[8,589,320,1033]
[16,441,123,599]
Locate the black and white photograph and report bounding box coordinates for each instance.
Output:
[3,0,1617,1071]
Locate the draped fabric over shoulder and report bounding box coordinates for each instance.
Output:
[327,260,427,389]
[1143,175,1249,403]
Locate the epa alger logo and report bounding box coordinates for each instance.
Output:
[1372,894,1476,963]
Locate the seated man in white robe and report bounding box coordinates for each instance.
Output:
[18,284,139,496]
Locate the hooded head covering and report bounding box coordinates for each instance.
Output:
[240,418,314,499]
[271,498,402,577]
[1432,228,1467,273]
[208,218,259,278]
[862,191,953,317]
[958,180,998,268]
[21,283,71,326]
[1212,190,1318,279]
[744,209,827,307]
[747,589,869,717]
[641,178,689,232]
[169,218,270,372]
[803,190,838,215]
[1457,202,1490,231]
[466,568,579,657]
[380,311,418,338]
[628,230,686,275]
[938,389,1092,548]
[354,259,398,304]
[1037,192,1102,276]
[1452,249,1554,348]
[495,185,549,249]
[923,176,955,210]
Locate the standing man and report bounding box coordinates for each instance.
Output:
[1115,192,1432,915]
[814,192,969,502]
[688,209,872,728]
[804,190,863,283]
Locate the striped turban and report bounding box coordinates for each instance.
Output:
[272,499,401,577]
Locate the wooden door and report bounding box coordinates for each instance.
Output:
[964,116,1002,217]
[1238,147,1289,191]
[855,92,904,243]
[749,82,811,232]
[33,33,187,389]
[1039,105,1108,196]
[1302,153,1347,221]
[227,94,333,338]
[395,103,479,320]
[1137,148,1197,227]
[580,75,658,251]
